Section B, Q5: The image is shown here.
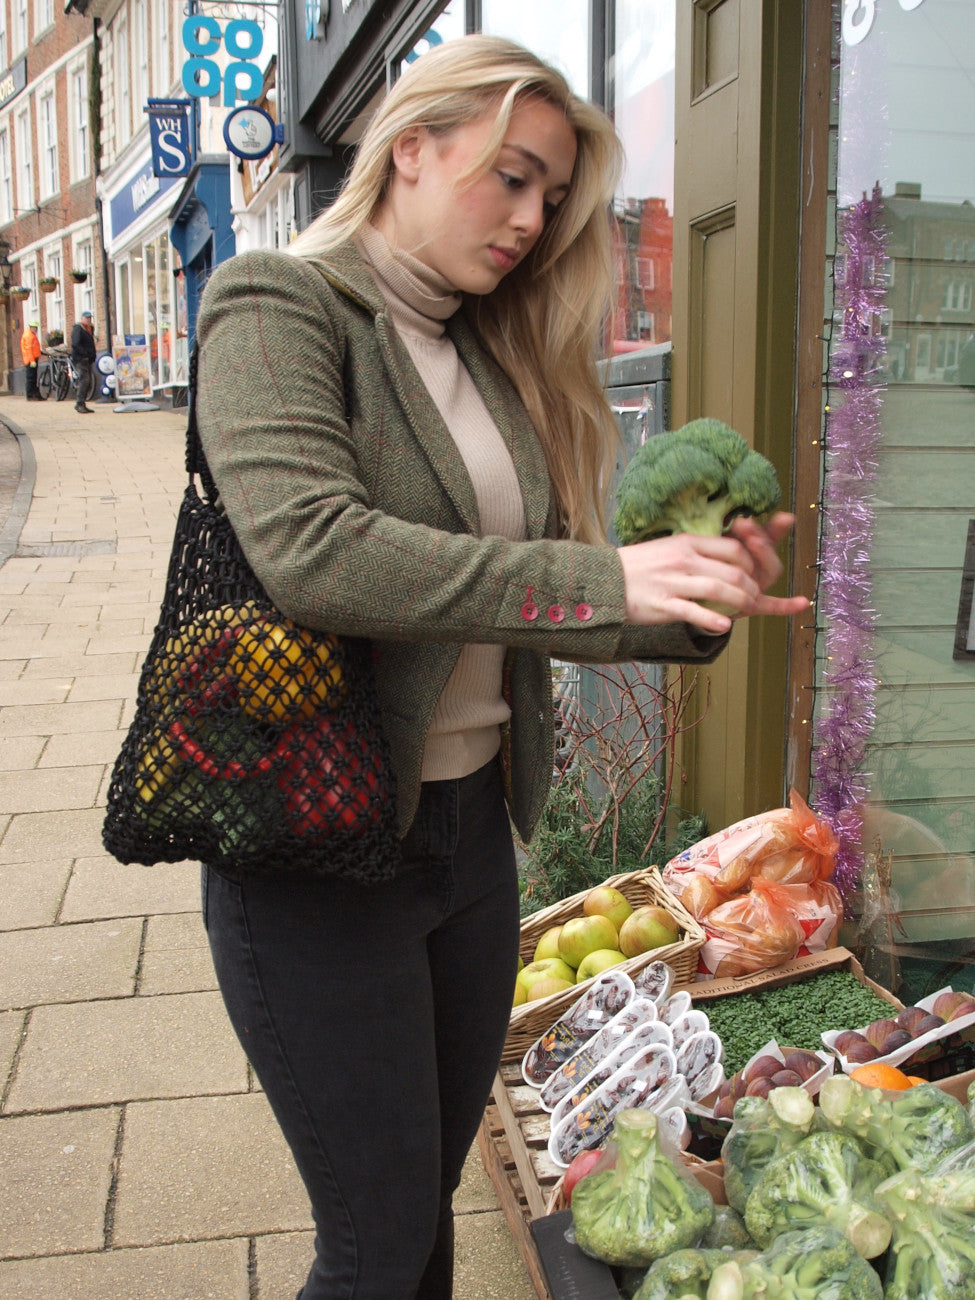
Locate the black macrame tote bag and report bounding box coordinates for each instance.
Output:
[102,348,399,883]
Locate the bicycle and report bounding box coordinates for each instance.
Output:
[35,349,73,402]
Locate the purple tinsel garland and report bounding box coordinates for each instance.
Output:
[812,184,888,899]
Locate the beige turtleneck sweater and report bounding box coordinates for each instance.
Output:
[357,224,528,782]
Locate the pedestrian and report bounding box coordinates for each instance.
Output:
[20,319,41,400]
[193,34,807,1300]
[70,309,97,412]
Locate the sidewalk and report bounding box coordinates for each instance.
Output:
[0,394,536,1299]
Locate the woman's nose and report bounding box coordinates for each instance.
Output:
[512,191,546,242]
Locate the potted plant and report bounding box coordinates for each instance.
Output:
[9,286,30,301]
[39,276,58,293]
[69,269,88,284]
[45,329,64,347]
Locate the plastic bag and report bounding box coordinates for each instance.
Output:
[663,789,839,895]
[698,877,806,979]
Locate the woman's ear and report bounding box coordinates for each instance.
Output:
[390,127,425,183]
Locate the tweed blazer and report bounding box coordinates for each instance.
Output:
[194,244,727,841]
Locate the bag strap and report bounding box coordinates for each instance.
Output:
[184,341,220,503]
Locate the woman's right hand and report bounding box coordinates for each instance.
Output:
[617,522,808,634]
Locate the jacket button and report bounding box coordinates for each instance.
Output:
[575,603,593,621]
[521,601,539,621]
[547,605,566,623]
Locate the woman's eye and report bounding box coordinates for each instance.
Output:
[499,172,525,190]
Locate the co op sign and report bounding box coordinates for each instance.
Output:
[181,15,266,106]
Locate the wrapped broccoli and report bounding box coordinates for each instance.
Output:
[633,1246,758,1299]
[720,1086,820,1215]
[743,1130,891,1258]
[570,1108,715,1268]
[699,1203,755,1251]
[878,1137,975,1299]
[818,1075,974,1173]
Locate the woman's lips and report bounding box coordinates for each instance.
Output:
[489,246,518,270]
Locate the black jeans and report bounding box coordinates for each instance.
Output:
[74,357,93,407]
[202,756,521,1300]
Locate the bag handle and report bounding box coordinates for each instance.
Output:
[184,341,220,503]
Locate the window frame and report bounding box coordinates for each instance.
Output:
[37,82,59,202]
[68,60,90,184]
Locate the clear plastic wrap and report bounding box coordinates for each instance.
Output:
[539,997,663,1112]
[521,969,635,1086]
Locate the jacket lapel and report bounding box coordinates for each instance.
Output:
[311,244,552,542]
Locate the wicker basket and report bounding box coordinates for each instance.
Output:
[505,867,704,1064]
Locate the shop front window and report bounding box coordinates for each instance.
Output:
[815,0,975,999]
[481,0,589,96]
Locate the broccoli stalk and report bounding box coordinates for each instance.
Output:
[721,1087,819,1215]
[743,1131,892,1259]
[877,1145,975,1300]
[613,418,782,546]
[571,1108,715,1268]
[818,1075,975,1173]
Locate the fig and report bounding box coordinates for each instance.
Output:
[770,1069,804,1089]
[932,991,974,1020]
[745,1076,773,1099]
[895,1005,928,1035]
[834,1030,871,1056]
[844,1039,881,1064]
[880,1029,913,1055]
[713,1093,736,1120]
[727,1073,749,1102]
[864,1017,899,1049]
[717,1076,733,1099]
[948,998,975,1022]
[745,1054,783,1081]
[784,1050,822,1081]
[914,1013,946,1036]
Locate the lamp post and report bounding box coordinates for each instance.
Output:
[0,239,12,393]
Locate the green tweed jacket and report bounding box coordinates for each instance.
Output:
[195,244,727,841]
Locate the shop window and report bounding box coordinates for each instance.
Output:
[0,127,11,226]
[480,0,590,96]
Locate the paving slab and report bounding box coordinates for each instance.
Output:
[8,990,249,1111]
[140,911,218,995]
[0,806,109,862]
[0,1106,120,1256]
[0,859,72,929]
[113,1093,313,1246]
[40,727,128,766]
[0,918,141,1009]
[0,1239,250,1300]
[454,1209,539,1300]
[0,734,45,770]
[0,764,103,814]
[60,856,198,923]
[0,698,124,737]
[0,1007,26,1089]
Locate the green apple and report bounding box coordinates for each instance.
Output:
[518,956,577,996]
[618,905,680,958]
[513,980,528,1007]
[526,976,575,1002]
[575,948,627,982]
[583,885,634,934]
[558,914,620,969]
[533,925,564,962]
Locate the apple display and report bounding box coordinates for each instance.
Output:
[512,981,527,1007]
[618,905,680,958]
[558,914,620,969]
[533,925,564,963]
[526,976,575,1002]
[583,885,634,933]
[575,948,627,982]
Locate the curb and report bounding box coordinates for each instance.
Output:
[0,416,36,568]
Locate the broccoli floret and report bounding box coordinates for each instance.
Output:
[743,1130,891,1258]
[613,418,781,545]
[818,1075,975,1173]
[632,1246,758,1299]
[877,1139,975,1300]
[571,1109,715,1268]
[736,1226,885,1299]
[721,1087,820,1215]
[699,1203,755,1251]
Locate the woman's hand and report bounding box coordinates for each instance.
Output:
[617,512,809,633]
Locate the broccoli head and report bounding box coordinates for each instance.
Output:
[818,1075,975,1174]
[633,1245,758,1299]
[735,1225,885,1299]
[743,1130,892,1259]
[721,1087,820,1216]
[571,1108,715,1268]
[613,418,782,545]
[699,1202,755,1251]
[877,1139,975,1300]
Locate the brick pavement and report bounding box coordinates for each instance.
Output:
[0,393,536,1300]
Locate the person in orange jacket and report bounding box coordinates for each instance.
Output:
[20,319,41,400]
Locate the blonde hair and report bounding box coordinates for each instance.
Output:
[288,35,624,544]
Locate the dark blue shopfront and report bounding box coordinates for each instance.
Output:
[169,157,236,350]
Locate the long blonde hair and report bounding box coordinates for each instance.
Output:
[288,35,624,544]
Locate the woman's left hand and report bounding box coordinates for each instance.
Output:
[726,512,810,618]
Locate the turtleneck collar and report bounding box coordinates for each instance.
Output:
[356,224,462,330]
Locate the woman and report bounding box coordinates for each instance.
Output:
[195,35,806,1300]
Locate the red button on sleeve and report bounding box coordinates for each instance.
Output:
[575,603,593,621]
[547,605,566,623]
[521,601,539,621]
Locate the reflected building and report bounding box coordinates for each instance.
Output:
[612,195,674,354]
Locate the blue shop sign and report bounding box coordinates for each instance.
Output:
[110,163,180,238]
[146,99,194,178]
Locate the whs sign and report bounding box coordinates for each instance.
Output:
[146,99,194,179]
